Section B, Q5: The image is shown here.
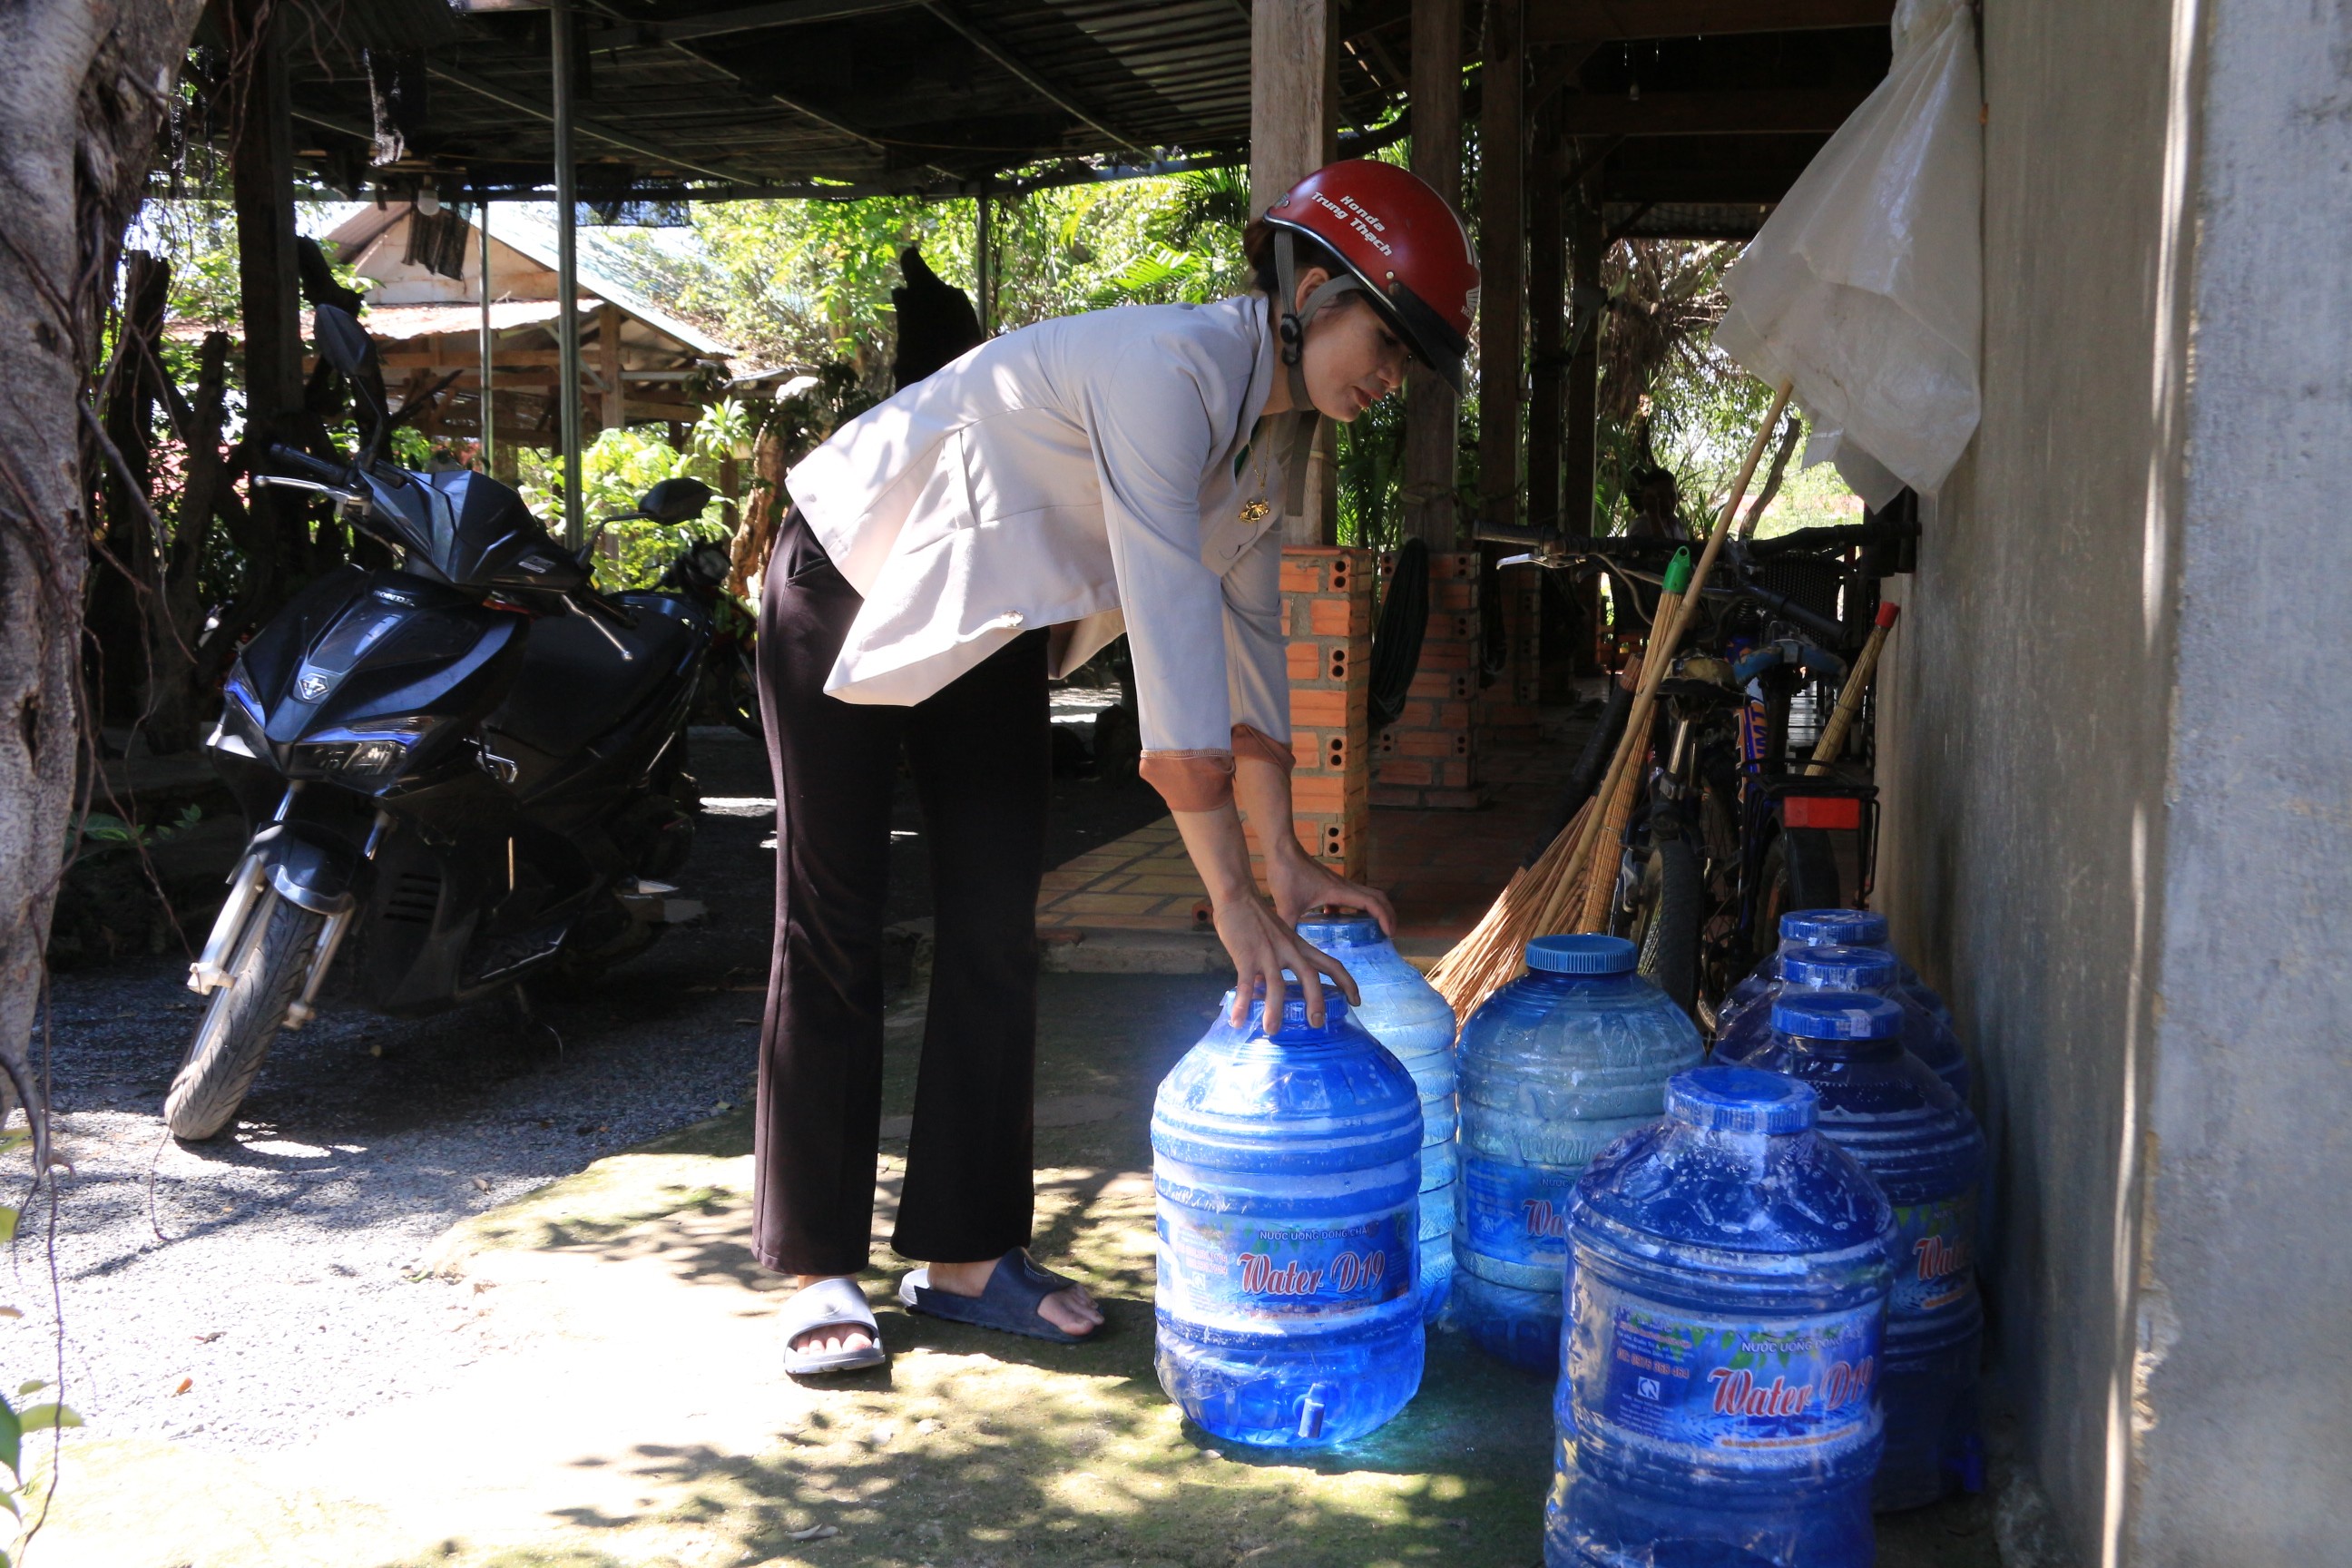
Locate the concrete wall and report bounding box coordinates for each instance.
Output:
[1877,0,2352,1562]
[2130,0,2352,1556]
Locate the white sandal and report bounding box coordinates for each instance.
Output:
[779,1278,887,1376]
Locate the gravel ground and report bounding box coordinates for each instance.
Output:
[18,720,1165,1455]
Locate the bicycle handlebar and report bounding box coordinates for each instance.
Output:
[1741,516,1919,560]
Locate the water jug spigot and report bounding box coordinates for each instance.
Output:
[1293,1386,1331,1441]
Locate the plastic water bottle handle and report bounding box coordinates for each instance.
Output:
[1294,1385,1330,1441]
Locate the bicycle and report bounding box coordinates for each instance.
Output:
[1477,509,1915,1023]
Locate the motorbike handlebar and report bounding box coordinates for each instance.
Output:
[267,444,352,485]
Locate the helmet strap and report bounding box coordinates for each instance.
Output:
[1272,227,1366,416]
[1271,227,1362,521]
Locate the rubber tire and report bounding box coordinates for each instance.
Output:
[723,648,763,740]
[1637,828,1704,1019]
[165,891,325,1142]
[1759,826,1845,950]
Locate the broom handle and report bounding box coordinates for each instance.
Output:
[1806,601,1900,776]
[1575,719,1649,929]
[1553,380,1796,928]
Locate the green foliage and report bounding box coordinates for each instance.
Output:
[0,1128,73,1563]
[73,804,202,858]
[1335,391,1409,552]
[594,170,1256,390]
[510,401,752,591]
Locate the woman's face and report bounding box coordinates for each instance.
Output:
[1292,269,1411,423]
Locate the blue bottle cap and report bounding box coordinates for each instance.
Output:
[1770,991,1905,1041]
[1526,934,1637,975]
[1295,914,1384,948]
[1782,944,1900,991]
[1262,990,1351,1032]
[1779,907,1890,946]
[1667,1066,1818,1134]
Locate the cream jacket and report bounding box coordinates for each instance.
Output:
[785,293,1298,809]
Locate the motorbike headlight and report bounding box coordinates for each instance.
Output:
[293,717,435,780]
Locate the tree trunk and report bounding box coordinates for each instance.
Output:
[725,424,791,602]
[0,0,208,1158]
[88,250,169,730]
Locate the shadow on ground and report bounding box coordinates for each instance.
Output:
[38,969,2003,1568]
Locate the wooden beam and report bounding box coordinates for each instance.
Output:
[1526,0,1890,43]
[599,303,624,433]
[1562,178,1602,536]
[1475,0,1525,531]
[1400,0,1463,552]
[1553,87,1869,136]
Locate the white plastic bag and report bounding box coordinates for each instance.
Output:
[1714,0,1982,507]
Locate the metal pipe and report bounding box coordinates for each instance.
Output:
[551,0,584,548]
[478,201,495,474]
[187,857,266,994]
[284,907,355,1029]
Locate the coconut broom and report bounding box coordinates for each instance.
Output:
[1429,381,1796,1018]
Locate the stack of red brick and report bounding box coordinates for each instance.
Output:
[1267,545,1374,882]
[1372,549,1485,810]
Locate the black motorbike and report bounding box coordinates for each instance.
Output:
[170,306,713,1141]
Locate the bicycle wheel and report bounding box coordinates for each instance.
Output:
[1759,826,1844,945]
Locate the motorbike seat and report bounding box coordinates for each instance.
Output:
[485,603,698,760]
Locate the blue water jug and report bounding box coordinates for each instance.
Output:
[1723,908,1957,1036]
[1548,1066,1895,1568]
[1743,993,1986,1511]
[1455,935,1703,1371]
[1152,989,1424,1447]
[1298,914,1460,1323]
[1715,944,1970,1102]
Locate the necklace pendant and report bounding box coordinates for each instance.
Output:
[1239,498,1271,525]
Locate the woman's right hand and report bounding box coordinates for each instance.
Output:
[1210,892,1358,1029]
[1169,800,1359,1028]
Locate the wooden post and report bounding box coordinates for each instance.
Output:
[1402,0,1463,553]
[1251,0,1367,859]
[1250,0,1338,549]
[230,0,307,583]
[1475,0,1525,534]
[598,302,624,436]
[1564,170,1605,670]
[1524,105,1565,533]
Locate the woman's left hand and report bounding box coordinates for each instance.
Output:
[1265,842,1396,933]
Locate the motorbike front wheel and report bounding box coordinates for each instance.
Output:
[166,889,323,1141]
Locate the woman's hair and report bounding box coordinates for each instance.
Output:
[1243,216,1350,302]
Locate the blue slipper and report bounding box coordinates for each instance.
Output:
[897,1250,1097,1344]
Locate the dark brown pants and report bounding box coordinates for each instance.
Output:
[752,508,1048,1277]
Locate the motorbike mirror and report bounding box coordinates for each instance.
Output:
[314,305,390,456]
[635,476,713,524]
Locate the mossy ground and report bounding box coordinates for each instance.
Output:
[37,973,1999,1568]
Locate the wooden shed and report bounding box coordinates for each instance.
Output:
[322,203,738,457]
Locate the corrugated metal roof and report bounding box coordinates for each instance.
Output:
[279,0,1410,199]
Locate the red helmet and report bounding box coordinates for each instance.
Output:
[1261,159,1480,394]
